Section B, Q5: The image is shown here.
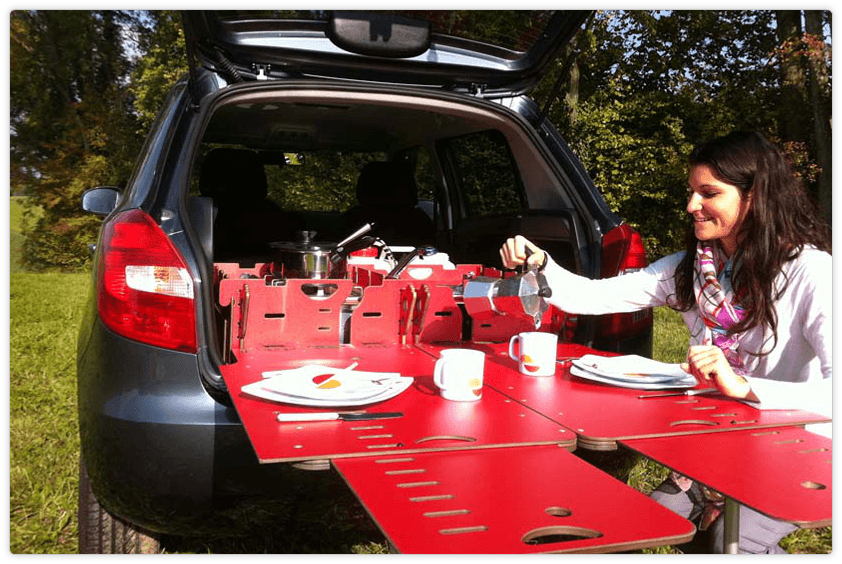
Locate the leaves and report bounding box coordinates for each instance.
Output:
[546,9,831,255]
[10,10,833,269]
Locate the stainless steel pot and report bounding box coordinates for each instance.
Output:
[271,231,347,279]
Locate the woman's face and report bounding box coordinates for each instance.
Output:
[686,164,751,256]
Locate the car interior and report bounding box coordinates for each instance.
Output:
[191,88,585,273]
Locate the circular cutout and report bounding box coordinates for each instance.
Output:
[522,526,603,545]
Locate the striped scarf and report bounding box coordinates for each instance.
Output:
[693,242,747,376]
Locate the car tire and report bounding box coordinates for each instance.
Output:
[78,458,162,554]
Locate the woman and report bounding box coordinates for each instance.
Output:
[500,131,832,553]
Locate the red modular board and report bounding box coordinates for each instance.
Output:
[426,342,832,450]
[622,426,832,527]
[220,346,575,463]
[333,445,696,553]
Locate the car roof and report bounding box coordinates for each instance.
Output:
[182,10,590,97]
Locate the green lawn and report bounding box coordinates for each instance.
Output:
[8,198,830,553]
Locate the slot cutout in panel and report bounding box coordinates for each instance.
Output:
[801,481,827,490]
[415,435,478,444]
[545,507,572,518]
[410,494,455,502]
[424,509,471,518]
[439,526,488,536]
[669,420,719,427]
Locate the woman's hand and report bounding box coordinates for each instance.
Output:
[499,235,546,270]
[681,345,758,401]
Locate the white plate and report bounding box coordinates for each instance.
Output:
[572,355,688,383]
[258,365,404,401]
[570,366,697,390]
[241,375,414,407]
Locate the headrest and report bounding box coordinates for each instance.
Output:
[356,161,418,208]
[199,148,268,201]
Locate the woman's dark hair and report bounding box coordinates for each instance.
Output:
[673,131,831,349]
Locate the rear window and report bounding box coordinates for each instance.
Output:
[212,10,553,52]
[443,130,524,217]
[264,151,386,213]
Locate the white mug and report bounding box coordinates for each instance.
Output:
[433,349,485,401]
[508,331,558,376]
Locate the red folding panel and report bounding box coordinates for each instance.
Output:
[333,445,696,553]
[621,426,832,527]
[220,347,574,463]
[420,342,832,450]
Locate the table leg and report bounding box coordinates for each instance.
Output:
[723,497,740,554]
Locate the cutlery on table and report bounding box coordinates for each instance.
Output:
[637,387,718,399]
[276,411,403,422]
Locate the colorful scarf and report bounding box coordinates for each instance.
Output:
[693,242,747,376]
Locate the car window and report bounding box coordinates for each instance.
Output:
[264,151,386,212]
[444,129,524,217]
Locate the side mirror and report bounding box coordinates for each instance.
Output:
[81,187,121,216]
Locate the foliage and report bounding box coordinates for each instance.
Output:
[544,10,831,254]
[130,11,188,131]
[10,10,143,270]
[9,9,832,265]
[264,151,384,213]
[562,78,692,256]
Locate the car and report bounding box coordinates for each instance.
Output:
[77,10,652,553]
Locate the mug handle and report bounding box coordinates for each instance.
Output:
[433,358,448,390]
[508,335,521,362]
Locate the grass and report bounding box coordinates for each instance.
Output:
[9,271,90,553]
[7,199,830,553]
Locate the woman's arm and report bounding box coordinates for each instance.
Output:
[499,235,684,315]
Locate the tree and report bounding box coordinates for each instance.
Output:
[130,11,188,131]
[800,11,832,221]
[10,10,143,270]
[541,10,831,255]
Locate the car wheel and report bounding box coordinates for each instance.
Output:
[78,457,162,554]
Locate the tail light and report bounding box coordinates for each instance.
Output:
[97,209,197,353]
[597,223,651,342]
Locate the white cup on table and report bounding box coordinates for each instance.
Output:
[508,331,558,376]
[433,349,485,401]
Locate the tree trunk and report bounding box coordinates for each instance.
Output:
[804,10,832,222]
[775,11,808,143]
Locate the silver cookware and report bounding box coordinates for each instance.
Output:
[271,231,346,279]
[271,224,374,279]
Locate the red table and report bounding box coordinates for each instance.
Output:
[333,445,696,553]
[219,342,831,553]
[219,345,700,553]
[622,426,832,553]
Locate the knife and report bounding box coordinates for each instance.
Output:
[637,387,718,399]
[276,411,403,422]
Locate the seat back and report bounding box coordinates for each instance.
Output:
[343,161,435,246]
[199,148,292,260]
[199,148,271,206]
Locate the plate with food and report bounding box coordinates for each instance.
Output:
[241,364,413,406]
